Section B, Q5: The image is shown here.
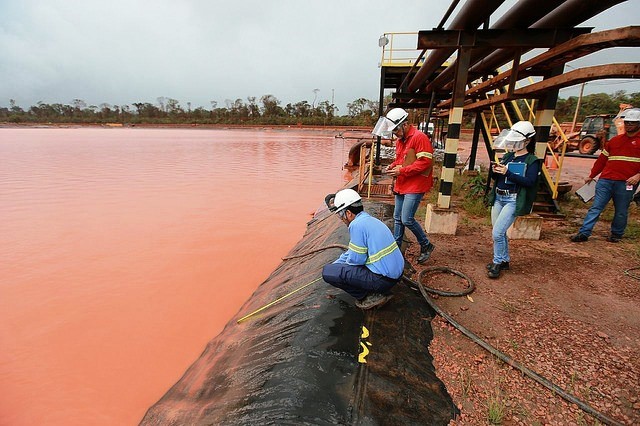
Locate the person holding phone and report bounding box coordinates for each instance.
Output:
[382,108,435,265]
[487,121,541,279]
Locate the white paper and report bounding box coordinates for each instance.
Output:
[575,180,597,203]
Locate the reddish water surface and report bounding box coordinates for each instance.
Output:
[0,127,350,425]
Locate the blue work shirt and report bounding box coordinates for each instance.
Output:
[334,211,404,280]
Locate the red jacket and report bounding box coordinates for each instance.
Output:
[589,132,640,181]
[389,125,434,194]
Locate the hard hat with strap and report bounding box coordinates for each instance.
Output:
[508,121,536,141]
[385,108,409,131]
[493,121,535,152]
[333,189,362,213]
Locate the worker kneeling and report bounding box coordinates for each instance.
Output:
[322,189,404,310]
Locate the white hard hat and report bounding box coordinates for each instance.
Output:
[385,108,409,130]
[333,189,362,213]
[493,121,535,151]
[371,107,409,138]
[507,121,536,141]
[620,108,640,122]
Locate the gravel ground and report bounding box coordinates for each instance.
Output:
[402,201,640,425]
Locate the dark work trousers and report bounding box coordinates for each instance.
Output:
[322,263,398,300]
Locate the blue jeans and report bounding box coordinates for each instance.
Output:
[491,193,517,264]
[393,193,430,248]
[579,178,638,238]
[322,263,398,300]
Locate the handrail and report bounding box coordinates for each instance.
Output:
[355,139,381,199]
[357,143,368,192]
[380,32,428,67]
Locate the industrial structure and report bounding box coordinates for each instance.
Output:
[375,0,639,226]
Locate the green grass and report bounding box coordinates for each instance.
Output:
[462,196,491,218]
[558,193,590,216]
[486,394,506,425]
[508,339,520,351]
[567,370,579,394]
[624,217,640,239]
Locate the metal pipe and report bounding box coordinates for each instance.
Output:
[407,0,506,93]
[469,0,627,75]
[424,0,566,93]
[436,0,462,30]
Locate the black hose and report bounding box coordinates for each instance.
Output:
[415,266,475,297]
[282,244,348,261]
[403,270,624,426]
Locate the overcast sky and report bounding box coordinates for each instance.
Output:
[1,0,638,112]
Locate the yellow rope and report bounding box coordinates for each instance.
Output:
[236,276,323,323]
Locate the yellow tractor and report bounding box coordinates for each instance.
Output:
[574,113,617,154]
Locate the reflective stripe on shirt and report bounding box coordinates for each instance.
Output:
[366,241,399,265]
[348,242,367,254]
[608,155,640,163]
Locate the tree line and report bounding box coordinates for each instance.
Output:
[0,95,380,127]
[555,90,640,122]
[1,90,638,127]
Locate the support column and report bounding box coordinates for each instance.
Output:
[375,66,386,166]
[437,47,471,209]
[437,106,461,208]
[468,111,482,172]
[534,66,564,160]
[425,47,471,235]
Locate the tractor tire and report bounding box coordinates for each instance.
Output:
[578,136,599,155]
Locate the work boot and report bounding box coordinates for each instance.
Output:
[486,261,510,271]
[606,234,622,243]
[570,233,589,242]
[355,293,394,310]
[417,242,435,264]
[487,263,503,279]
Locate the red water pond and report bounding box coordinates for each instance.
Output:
[0,127,351,425]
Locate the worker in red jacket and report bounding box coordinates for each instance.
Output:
[571,107,640,243]
[383,108,435,264]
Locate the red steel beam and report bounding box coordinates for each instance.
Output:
[462,63,640,111]
[435,26,640,107]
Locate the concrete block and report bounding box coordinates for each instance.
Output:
[424,203,458,235]
[507,214,542,240]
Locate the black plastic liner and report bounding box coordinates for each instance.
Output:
[140,202,457,425]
